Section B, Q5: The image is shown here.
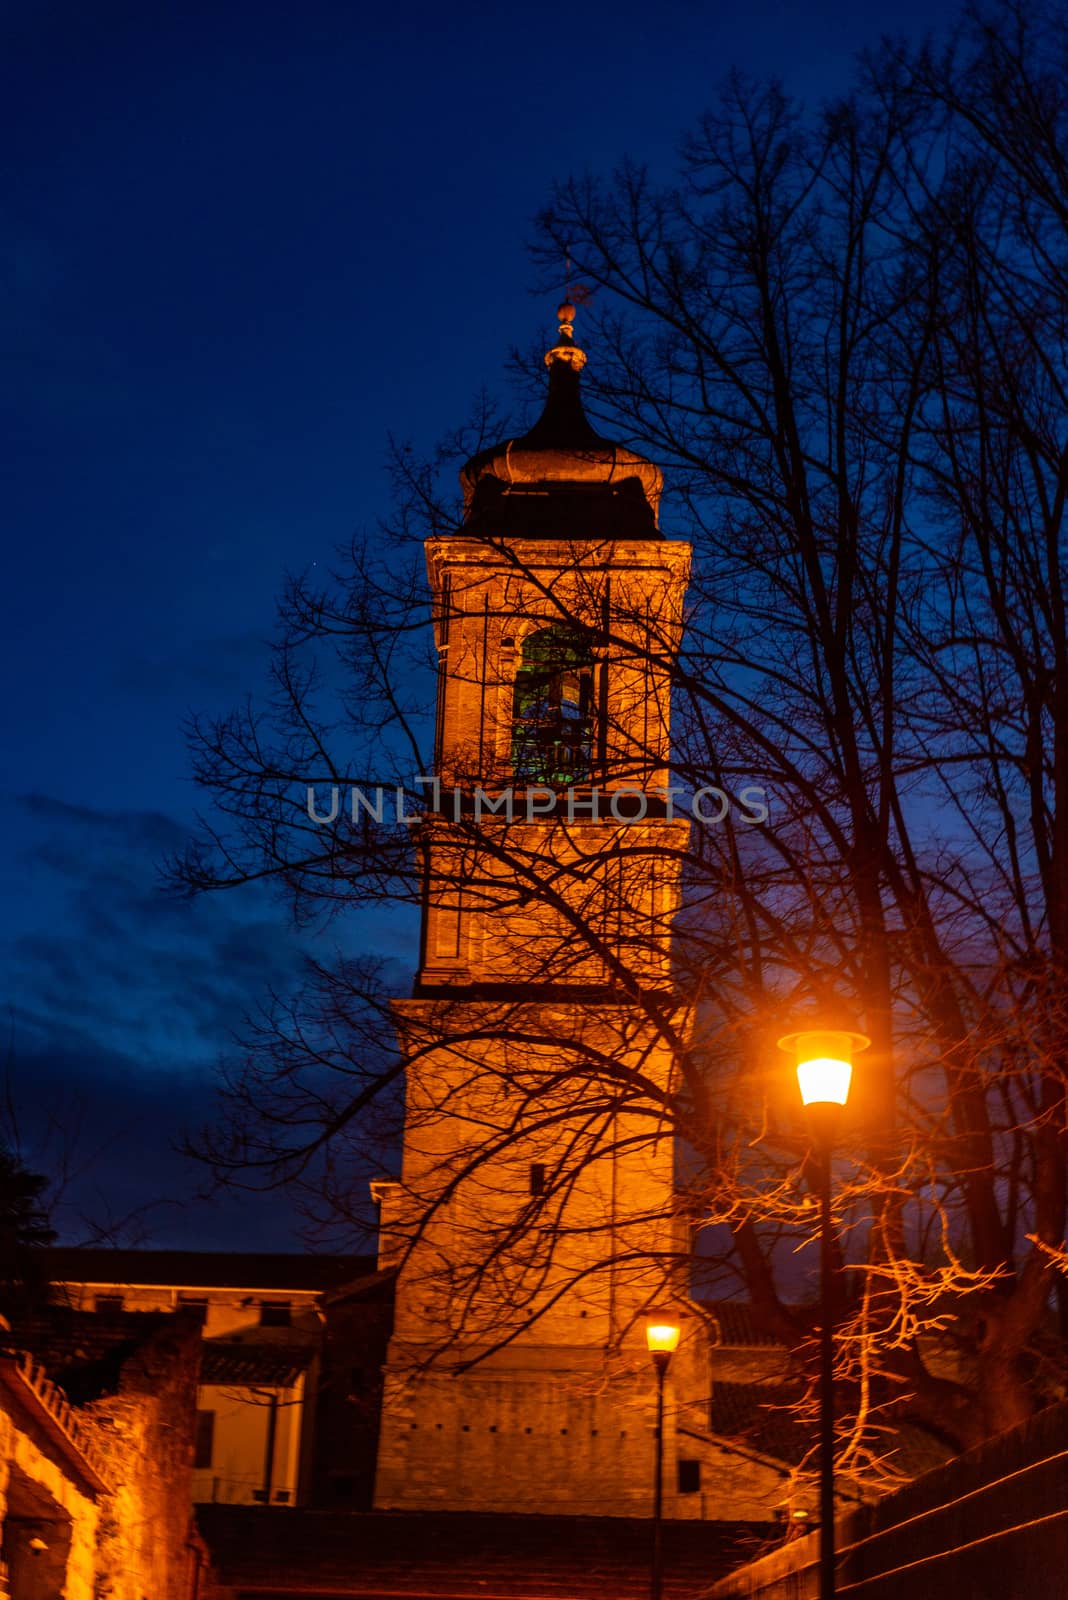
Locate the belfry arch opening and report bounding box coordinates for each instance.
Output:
[511,626,595,785]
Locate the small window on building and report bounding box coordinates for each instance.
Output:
[95,1294,124,1314]
[677,1459,701,1495]
[251,1488,269,1503]
[259,1301,292,1327]
[530,1163,547,1197]
[194,1410,215,1470]
[178,1296,209,1325]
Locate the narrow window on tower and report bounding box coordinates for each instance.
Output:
[529,1162,547,1197]
[511,627,595,784]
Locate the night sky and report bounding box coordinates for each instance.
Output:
[4,0,964,1249]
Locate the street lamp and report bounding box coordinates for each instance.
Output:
[778,1028,869,1600]
[645,1313,681,1600]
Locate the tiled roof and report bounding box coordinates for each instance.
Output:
[709,1380,953,1484]
[201,1342,316,1388]
[696,1302,792,1348]
[710,1380,812,1466]
[868,1421,955,1481]
[0,1351,111,1493]
[197,1506,771,1599]
[45,1248,374,1293]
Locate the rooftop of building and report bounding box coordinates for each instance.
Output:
[200,1340,316,1388]
[707,1378,954,1487]
[0,1342,113,1493]
[459,300,664,540]
[698,1301,792,1348]
[44,1247,376,1294]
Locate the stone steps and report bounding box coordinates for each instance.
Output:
[197,1506,769,1598]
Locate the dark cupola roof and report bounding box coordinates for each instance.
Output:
[460,302,663,539]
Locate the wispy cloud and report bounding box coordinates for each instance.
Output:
[0,789,410,1246]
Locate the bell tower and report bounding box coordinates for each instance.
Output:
[374,303,702,1517]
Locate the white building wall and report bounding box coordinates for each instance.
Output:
[51,1282,319,1335]
[191,1377,304,1506]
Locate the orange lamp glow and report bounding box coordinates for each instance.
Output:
[645,1316,681,1357]
[778,1029,870,1108]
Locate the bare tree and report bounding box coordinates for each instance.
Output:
[175,0,1068,1487]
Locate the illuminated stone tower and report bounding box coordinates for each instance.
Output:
[374,304,704,1517]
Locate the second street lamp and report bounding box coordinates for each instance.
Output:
[645,1314,681,1600]
[778,1028,869,1600]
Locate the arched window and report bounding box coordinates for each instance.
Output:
[511,627,595,784]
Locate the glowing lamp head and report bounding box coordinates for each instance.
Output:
[798,1053,852,1107]
[778,1028,870,1108]
[645,1319,681,1355]
[645,1314,681,1370]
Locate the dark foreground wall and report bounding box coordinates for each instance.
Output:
[198,1506,770,1599]
[710,1398,1068,1600]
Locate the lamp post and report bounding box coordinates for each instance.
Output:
[778,1029,869,1600]
[645,1314,681,1600]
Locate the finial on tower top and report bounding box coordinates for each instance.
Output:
[545,298,586,371]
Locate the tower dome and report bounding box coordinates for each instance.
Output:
[460,302,663,538]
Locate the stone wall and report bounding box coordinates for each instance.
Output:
[81,1314,202,1600]
[0,1408,99,1600]
[375,1352,676,1517]
[671,1435,808,1524]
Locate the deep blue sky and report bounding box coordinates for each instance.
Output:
[3,0,964,1249]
